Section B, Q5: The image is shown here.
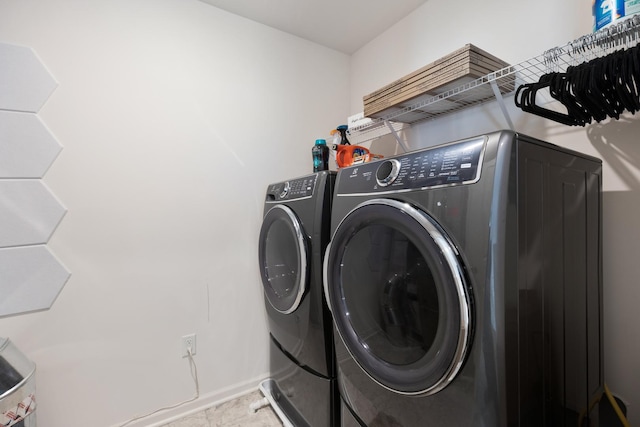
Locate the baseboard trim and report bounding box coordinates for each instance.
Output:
[110,372,270,427]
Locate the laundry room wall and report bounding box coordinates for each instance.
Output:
[350,0,640,424]
[0,0,349,426]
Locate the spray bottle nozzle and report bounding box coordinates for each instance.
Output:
[336,125,350,145]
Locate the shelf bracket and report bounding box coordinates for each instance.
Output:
[384,120,409,152]
[489,77,514,130]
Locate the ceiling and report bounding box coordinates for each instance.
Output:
[198,0,429,54]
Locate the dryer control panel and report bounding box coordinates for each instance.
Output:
[338,136,486,194]
[266,173,317,201]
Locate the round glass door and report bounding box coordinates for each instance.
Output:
[259,205,308,314]
[324,199,472,395]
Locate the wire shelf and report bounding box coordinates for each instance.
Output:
[348,15,640,144]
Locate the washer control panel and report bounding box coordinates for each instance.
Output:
[339,136,486,194]
[266,173,318,201]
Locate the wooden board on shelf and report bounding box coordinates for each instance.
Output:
[363,44,512,121]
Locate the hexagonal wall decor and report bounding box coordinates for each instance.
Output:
[0,42,69,317]
[0,43,58,113]
[0,180,67,248]
[0,245,70,317]
[0,110,63,178]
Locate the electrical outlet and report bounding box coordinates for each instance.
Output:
[181,334,196,357]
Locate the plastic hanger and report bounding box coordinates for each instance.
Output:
[516,30,640,126]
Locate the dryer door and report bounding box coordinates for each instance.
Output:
[324,198,472,396]
[259,204,309,314]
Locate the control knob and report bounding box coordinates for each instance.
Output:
[280,181,290,198]
[376,159,401,187]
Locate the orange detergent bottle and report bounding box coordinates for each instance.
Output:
[331,125,383,168]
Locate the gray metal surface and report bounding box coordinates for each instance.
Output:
[324,130,603,426]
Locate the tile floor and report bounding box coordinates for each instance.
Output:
[160,390,283,427]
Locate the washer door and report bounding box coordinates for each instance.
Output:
[324,199,472,395]
[259,205,309,314]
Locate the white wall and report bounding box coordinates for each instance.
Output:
[350,0,640,424]
[0,0,349,426]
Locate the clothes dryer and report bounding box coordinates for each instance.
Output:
[258,171,339,426]
[323,131,603,426]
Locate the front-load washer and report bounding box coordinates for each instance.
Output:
[323,131,603,426]
[258,170,339,426]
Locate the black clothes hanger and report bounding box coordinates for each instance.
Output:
[515,72,590,126]
[515,40,640,126]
